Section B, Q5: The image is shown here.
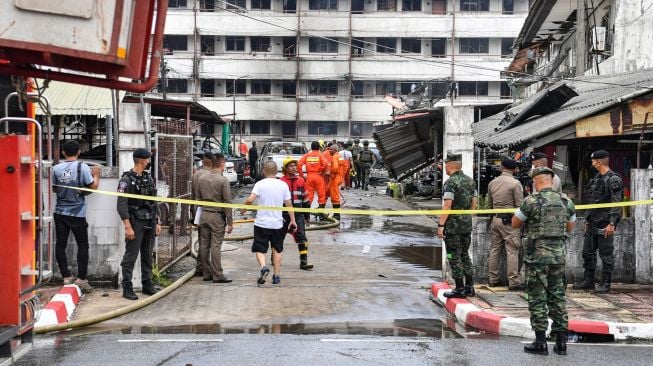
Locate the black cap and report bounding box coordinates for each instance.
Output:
[133,148,151,159]
[530,152,547,161]
[311,141,320,150]
[501,157,518,170]
[531,167,555,178]
[445,153,462,162]
[591,150,609,159]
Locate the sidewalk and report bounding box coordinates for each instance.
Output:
[432,281,653,340]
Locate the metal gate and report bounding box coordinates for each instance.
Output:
[154,133,193,271]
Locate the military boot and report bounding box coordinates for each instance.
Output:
[122,281,138,301]
[443,278,466,298]
[553,331,568,355]
[572,271,595,290]
[463,275,475,297]
[142,280,160,296]
[524,331,549,355]
[594,272,611,293]
[298,242,314,270]
[332,204,341,221]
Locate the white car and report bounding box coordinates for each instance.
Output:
[224,161,238,185]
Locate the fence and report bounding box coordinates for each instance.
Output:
[155,133,193,271]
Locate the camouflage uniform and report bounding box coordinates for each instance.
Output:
[442,170,477,281]
[515,187,576,333]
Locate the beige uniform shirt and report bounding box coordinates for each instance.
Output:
[488,171,524,209]
[191,166,211,201]
[197,171,233,225]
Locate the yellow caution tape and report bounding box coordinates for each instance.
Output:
[64,186,651,216]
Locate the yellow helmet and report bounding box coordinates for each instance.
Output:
[318,139,325,149]
[282,157,298,171]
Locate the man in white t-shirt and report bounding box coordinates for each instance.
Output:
[243,161,297,285]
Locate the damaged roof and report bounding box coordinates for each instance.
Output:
[473,69,653,149]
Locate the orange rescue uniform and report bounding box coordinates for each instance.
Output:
[325,151,343,205]
[298,150,327,205]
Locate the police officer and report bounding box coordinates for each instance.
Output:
[357,140,376,191]
[117,148,161,300]
[438,153,477,298]
[487,157,524,290]
[512,167,576,356]
[351,139,362,188]
[574,150,623,293]
[190,151,213,277]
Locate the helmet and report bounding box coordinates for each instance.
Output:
[282,157,298,171]
[318,139,325,149]
[353,138,360,144]
[362,139,369,146]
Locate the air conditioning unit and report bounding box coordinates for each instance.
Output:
[591,26,607,52]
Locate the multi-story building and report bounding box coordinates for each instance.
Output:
[158,0,529,142]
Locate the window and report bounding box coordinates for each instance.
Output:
[400,81,420,95]
[168,0,187,8]
[283,0,297,13]
[351,81,364,98]
[351,39,366,57]
[226,79,246,95]
[401,38,421,54]
[309,38,338,53]
[308,121,338,135]
[429,81,449,98]
[377,0,397,11]
[351,122,371,137]
[251,80,271,94]
[225,36,245,51]
[282,80,296,97]
[460,0,489,11]
[166,79,188,93]
[309,0,337,10]
[458,81,488,96]
[282,37,296,57]
[201,36,215,55]
[459,38,489,53]
[308,81,338,95]
[376,81,396,95]
[225,0,246,10]
[431,0,446,14]
[501,38,514,57]
[251,37,271,52]
[201,79,215,97]
[502,0,514,14]
[376,38,397,53]
[402,0,421,11]
[251,0,271,9]
[282,121,296,138]
[163,35,187,52]
[199,0,215,11]
[351,0,364,13]
[250,121,270,135]
[500,81,512,99]
[431,38,446,57]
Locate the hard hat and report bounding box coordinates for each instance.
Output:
[318,139,325,148]
[282,157,298,171]
[353,138,360,143]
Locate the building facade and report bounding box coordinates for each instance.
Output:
[159,0,528,142]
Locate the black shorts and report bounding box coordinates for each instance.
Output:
[252,225,285,253]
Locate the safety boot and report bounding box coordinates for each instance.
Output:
[594,272,611,293]
[332,204,341,221]
[463,275,475,297]
[142,280,160,296]
[524,331,549,355]
[122,281,139,300]
[443,278,466,298]
[553,331,568,355]
[298,242,314,270]
[316,203,327,221]
[572,271,595,290]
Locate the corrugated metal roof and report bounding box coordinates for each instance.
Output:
[35,80,124,116]
[473,69,653,149]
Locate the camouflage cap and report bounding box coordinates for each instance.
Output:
[531,166,555,178]
[445,152,462,162]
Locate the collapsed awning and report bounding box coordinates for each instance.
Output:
[473,69,653,149]
[122,96,224,125]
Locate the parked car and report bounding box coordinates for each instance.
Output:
[256,141,308,179]
[224,161,238,185]
[193,136,246,183]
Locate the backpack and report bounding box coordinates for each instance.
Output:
[360,149,373,163]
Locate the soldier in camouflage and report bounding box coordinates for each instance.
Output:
[512,167,576,356]
[573,150,623,293]
[438,153,478,299]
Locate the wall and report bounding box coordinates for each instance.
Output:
[472,216,637,284]
[442,106,475,179]
[631,169,653,284]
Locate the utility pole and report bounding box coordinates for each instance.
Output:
[575,0,587,75]
[192,0,199,101]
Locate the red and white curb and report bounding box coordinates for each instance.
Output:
[431,282,653,340]
[35,285,82,327]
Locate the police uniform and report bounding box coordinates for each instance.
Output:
[190,161,212,276]
[575,150,623,293]
[514,167,576,355]
[117,148,159,300]
[441,153,477,298]
[487,157,524,289]
[357,141,375,191]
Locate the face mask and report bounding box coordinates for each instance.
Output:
[145,162,152,170]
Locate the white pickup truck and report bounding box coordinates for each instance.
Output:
[255,141,308,179]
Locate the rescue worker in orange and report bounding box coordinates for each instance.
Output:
[297,141,329,218]
[325,143,344,220]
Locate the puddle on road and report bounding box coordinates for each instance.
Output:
[386,245,443,270]
[75,318,461,339]
[340,214,435,236]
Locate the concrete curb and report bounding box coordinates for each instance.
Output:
[431,282,653,340]
[35,285,82,327]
